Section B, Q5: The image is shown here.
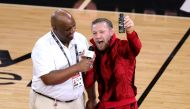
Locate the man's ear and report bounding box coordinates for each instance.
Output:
[110,28,114,35]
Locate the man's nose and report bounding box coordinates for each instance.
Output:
[94,33,101,39]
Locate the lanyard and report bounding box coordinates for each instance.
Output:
[51,31,79,66]
[75,44,79,63]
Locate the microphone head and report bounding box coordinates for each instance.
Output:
[84,46,94,59]
[88,46,94,51]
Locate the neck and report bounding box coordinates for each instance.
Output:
[61,41,69,47]
[52,30,70,47]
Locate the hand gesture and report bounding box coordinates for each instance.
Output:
[77,57,93,72]
[124,16,135,34]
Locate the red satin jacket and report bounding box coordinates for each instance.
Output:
[85,31,142,109]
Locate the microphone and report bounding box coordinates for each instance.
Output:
[81,46,94,76]
[83,46,94,59]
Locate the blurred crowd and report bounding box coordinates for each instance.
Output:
[0,0,189,17]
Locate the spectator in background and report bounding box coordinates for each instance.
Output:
[88,0,134,12]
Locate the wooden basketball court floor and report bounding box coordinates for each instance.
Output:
[0,3,190,109]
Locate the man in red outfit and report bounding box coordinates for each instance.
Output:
[85,16,142,109]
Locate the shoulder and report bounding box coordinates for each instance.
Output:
[113,39,128,54]
[118,40,128,46]
[74,32,88,41]
[34,32,52,47]
[73,32,89,49]
[32,32,53,52]
[113,38,128,48]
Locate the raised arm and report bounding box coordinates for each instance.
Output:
[125,16,142,56]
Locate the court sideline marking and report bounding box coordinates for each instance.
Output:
[138,27,190,107]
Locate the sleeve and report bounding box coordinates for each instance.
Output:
[118,31,142,58]
[84,69,95,88]
[76,32,89,50]
[127,31,142,56]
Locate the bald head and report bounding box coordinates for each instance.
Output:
[51,9,75,30]
[51,9,76,45]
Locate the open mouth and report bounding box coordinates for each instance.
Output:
[97,40,104,44]
[96,40,105,49]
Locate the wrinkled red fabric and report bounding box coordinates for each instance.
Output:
[85,31,142,109]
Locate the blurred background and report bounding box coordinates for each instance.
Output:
[0,0,189,17]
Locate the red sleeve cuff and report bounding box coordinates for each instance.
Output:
[84,69,95,88]
[126,31,138,40]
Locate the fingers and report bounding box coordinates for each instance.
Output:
[88,59,94,69]
[89,64,93,69]
[80,50,85,58]
[79,58,94,72]
[124,16,135,33]
[124,16,134,28]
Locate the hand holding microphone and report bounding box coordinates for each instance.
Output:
[83,46,95,59]
[78,46,95,72]
[82,46,95,69]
